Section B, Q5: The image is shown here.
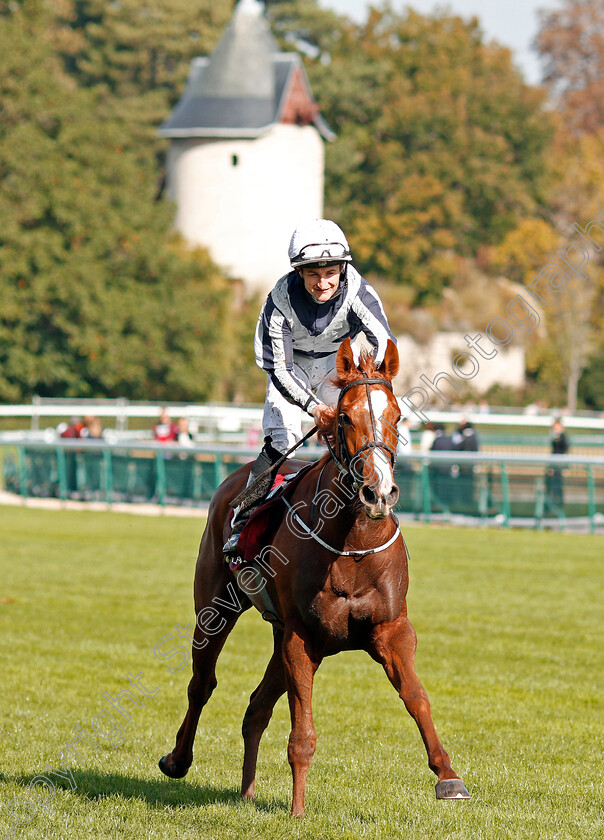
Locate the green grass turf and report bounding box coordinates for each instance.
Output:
[0,506,602,840]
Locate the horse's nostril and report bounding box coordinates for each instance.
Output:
[360,485,378,506]
[387,484,400,507]
[360,483,399,510]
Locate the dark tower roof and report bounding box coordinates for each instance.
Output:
[159,0,334,140]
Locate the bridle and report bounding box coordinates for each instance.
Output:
[325,377,398,490]
[281,374,403,558]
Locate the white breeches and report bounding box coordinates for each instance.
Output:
[263,353,339,454]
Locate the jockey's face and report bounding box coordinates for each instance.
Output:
[299,264,342,302]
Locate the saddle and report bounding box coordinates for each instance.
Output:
[229,461,315,572]
[228,462,316,627]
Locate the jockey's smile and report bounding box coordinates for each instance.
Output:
[299,264,343,303]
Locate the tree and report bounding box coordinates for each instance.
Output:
[1,0,568,402]
[540,128,604,411]
[579,347,604,410]
[0,6,238,402]
[491,128,604,411]
[307,7,554,300]
[51,0,345,123]
[535,0,604,134]
[8,0,347,403]
[48,0,555,306]
[267,0,347,55]
[52,0,232,100]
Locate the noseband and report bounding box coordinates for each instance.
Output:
[326,377,398,488]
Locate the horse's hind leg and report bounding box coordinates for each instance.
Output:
[368,617,470,799]
[159,605,241,779]
[159,516,250,779]
[159,469,255,781]
[241,629,287,800]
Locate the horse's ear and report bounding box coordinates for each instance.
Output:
[378,339,399,381]
[336,338,356,379]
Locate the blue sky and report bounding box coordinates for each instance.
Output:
[318,0,563,84]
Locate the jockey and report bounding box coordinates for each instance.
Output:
[223,218,396,555]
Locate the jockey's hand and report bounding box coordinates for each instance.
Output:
[312,403,331,428]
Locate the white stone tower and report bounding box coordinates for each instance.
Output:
[159,0,333,294]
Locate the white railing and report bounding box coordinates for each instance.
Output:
[1,398,604,433]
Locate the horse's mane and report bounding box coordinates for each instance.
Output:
[316,349,384,446]
[315,411,337,446]
[333,347,381,389]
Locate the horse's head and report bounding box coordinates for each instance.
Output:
[332,338,401,520]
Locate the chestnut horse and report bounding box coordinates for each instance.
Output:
[159,339,469,816]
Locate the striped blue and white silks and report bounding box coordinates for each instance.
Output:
[254,266,395,454]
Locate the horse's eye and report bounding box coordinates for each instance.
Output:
[340,413,351,426]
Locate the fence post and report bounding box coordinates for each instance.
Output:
[500,462,510,528]
[420,461,431,523]
[56,447,67,501]
[17,445,28,499]
[76,453,86,494]
[412,463,422,519]
[534,476,545,530]
[214,454,226,491]
[156,450,166,507]
[192,461,202,501]
[477,469,489,524]
[586,465,596,535]
[31,395,40,432]
[116,397,128,433]
[103,448,113,506]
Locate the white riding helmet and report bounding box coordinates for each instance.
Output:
[288,219,352,268]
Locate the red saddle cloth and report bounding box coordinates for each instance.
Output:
[229,462,316,572]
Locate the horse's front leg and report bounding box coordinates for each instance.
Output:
[282,623,321,817]
[368,616,470,799]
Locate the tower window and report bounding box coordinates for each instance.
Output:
[231,154,239,167]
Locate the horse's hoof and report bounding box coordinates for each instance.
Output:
[435,778,470,799]
[158,754,189,779]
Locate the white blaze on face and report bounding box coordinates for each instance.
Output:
[368,390,393,497]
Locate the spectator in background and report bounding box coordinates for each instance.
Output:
[83,416,104,439]
[453,419,479,453]
[154,408,177,443]
[431,423,453,453]
[452,420,479,507]
[524,399,548,416]
[551,418,569,455]
[59,417,85,496]
[60,417,84,438]
[176,417,194,447]
[547,417,569,508]
[81,416,104,495]
[419,421,436,453]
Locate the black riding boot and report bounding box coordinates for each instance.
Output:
[222,440,282,557]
